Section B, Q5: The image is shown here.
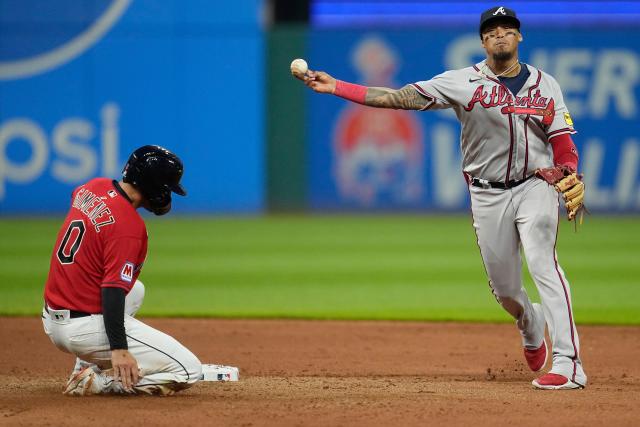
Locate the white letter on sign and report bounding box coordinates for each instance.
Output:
[0,119,48,200]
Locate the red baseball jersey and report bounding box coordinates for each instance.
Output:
[44,178,148,313]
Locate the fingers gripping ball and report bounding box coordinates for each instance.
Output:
[535,166,586,222]
[290,58,308,79]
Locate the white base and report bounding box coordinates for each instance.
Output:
[200,364,240,382]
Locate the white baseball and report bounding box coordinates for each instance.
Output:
[290,58,308,77]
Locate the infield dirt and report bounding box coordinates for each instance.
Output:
[1,318,638,426]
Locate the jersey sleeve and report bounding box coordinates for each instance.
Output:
[410,71,457,111]
[101,236,144,293]
[546,76,577,139]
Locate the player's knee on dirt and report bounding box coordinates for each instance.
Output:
[142,347,201,392]
[124,280,145,317]
[164,345,202,386]
[182,351,202,386]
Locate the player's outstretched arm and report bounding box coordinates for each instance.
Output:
[365,85,430,110]
[301,70,429,110]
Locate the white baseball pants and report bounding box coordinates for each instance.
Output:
[42,280,202,394]
[469,177,586,385]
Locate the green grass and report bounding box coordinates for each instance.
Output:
[1,216,638,324]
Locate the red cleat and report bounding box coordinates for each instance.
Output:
[524,339,548,372]
[532,373,585,390]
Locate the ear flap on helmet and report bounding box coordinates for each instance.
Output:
[121,145,186,215]
[145,186,173,215]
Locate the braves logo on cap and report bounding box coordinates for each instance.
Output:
[493,7,507,16]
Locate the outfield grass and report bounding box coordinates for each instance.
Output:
[1,215,638,324]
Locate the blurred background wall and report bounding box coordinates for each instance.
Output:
[1,0,639,214]
[0,0,264,214]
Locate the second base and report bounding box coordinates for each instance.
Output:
[200,364,240,382]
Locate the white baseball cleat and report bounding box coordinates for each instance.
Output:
[63,366,102,396]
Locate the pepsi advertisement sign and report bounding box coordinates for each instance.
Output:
[0,0,264,214]
[308,30,640,212]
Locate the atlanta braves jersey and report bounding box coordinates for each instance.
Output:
[411,61,576,183]
[44,178,148,314]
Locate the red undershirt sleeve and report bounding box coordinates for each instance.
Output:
[549,133,579,171]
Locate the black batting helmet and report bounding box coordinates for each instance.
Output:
[122,145,186,215]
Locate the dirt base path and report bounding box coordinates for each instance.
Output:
[1,318,638,426]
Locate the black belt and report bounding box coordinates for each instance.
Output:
[44,304,91,318]
[470,174,533,189]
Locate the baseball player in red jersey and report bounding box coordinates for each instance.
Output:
[43,145,202,395]
[297,6,587,389]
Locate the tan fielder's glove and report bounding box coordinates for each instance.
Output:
[535,166,585,222]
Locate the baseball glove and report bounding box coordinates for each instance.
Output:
[535,166,586,222]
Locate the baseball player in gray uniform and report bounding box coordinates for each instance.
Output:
[297,6,587,389]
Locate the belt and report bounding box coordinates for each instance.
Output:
[44,305,91,319]
[470,174,533,190]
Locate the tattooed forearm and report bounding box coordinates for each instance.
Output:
[364,84,431,110]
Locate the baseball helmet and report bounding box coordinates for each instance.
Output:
[122,145,186,215]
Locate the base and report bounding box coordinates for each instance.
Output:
[200,364,240,382]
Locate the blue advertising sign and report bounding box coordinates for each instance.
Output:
[308,29,640,212]
[0,0,264,214]
[311,1,640,28]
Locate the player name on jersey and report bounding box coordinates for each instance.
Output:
[72,187,115,232]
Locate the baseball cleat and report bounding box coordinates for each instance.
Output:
[135,384,176,396]
[63,366,106,396]
[523,303,548,372]
[524,340,548,372]
[532,373,585,390]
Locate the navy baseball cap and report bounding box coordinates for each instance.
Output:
[479,6,520,35]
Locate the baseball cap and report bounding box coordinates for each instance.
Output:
[479,6,520,35]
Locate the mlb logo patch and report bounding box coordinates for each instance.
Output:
[108,190,117,198]
[121,262,135,282]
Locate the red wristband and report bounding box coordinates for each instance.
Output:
[334,80,367,104]
[550,133,579,171]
